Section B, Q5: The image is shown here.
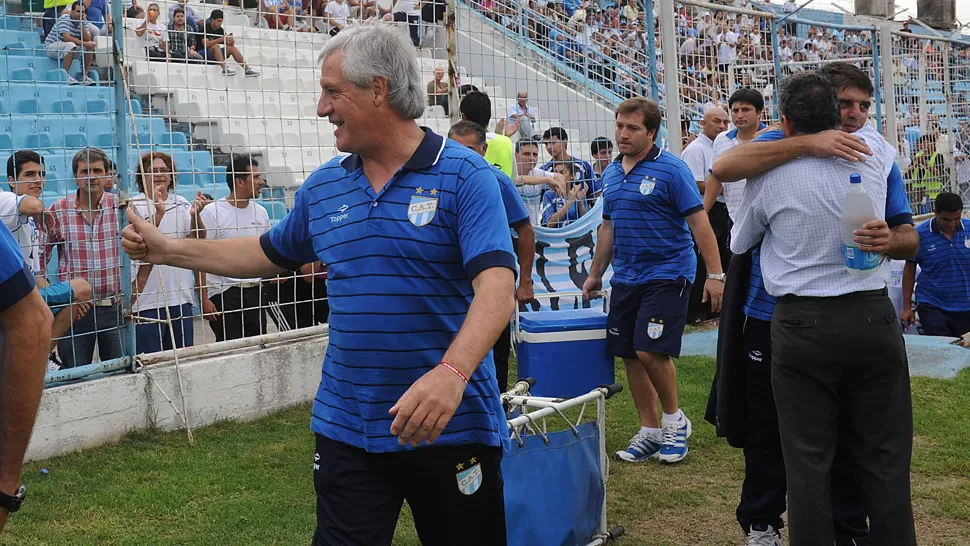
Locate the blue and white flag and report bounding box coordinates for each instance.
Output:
[521,198,613,311]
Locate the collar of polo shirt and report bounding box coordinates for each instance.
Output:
[612,144,662,164]
[930,217,967,234]
[726,122,766,140]
[339,127,447,173]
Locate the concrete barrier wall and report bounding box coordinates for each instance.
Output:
[26,335,328,462]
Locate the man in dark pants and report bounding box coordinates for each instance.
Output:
[713,63,915,545]
[448,120,535,394]
[264,262,330,331]
[902,192,970,337]
[198,155,270,342]
[122,24,514,545]
[730,72,918,546]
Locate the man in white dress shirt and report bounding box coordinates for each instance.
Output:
[682,106,729,322]
[730,72,918,546]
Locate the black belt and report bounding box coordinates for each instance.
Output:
[779,287,888,303]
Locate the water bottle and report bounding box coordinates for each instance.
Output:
[841,173,880,277]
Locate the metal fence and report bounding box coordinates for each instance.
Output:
[3,0,969,386]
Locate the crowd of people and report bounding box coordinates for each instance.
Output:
[0,147,329,373]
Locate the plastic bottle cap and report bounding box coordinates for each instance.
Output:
[850,173,862,184]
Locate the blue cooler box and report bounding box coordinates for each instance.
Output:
[515,308,615,398]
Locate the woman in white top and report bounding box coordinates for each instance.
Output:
[130,152,208,353]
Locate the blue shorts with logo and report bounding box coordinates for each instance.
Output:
[606,278,691,359]
[39,281,74,311]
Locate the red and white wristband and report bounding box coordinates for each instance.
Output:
[438,361,468,385]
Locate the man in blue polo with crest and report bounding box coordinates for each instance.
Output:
[120,24,515,546]
[584,97,725,465]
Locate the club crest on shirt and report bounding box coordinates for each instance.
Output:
[456,460,483,495]
[647,318,664,339]
[408,195,438,227]
[639,177,656,196]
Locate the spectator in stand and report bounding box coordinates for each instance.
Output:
[1,151,92,372]
[349,0,380,19]
[129,152,208,353]
[325,0,351,36]
[540,161,588,228]
[168,0,200,28]
[427,67,450,116]
[103,159,117,193]
[459,90,516,178]
[42,0,75,39]
[196,10,259,76]
[506,91,539,140]
[540,127,597,195]
[261,0,295,30]
[168,8,202,62]
[514,137,567,224]
[590,136,613,181]
[133,3,169,61]
[382,0,422,47]
[198,155,271,342]
[44,1,97,85]
[84,0,111,37]
[44,148,123,368]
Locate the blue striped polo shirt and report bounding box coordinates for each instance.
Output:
[0,222,33,313]
[260,128,516,453]
[493,167,530,228]
[742,129,914,320]
[909,218,970,312]
[601,145,704,285]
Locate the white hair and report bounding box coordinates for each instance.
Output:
[318,23,426,120]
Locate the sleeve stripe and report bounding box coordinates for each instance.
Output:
[259,232,303,272]
[0,262,36,312]
[465,249,516,280]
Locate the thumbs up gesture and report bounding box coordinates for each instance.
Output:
[123,207,171,263]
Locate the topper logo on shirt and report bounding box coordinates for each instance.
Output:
[408,194,438,227]
[639,177,656,196]
[330,204,350,223]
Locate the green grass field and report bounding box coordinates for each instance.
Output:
[6,356,970,545]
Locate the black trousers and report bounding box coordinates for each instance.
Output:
[311,435,506,546]
[737,318,869,543]
[689,201,732,322]
[264,276,330,331]
[492,322,511,394]
[208,285,267,342]
[771,289,916,546]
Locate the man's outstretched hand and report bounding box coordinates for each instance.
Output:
[123,208,171,264]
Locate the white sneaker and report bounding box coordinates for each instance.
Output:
[67,75,79,85]
[47,359,61,373]
[746,524,781,546]
[614,430,662,462]
[82,75,96,86]
[223,67,237,76]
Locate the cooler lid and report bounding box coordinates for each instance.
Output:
[518,308,608,333]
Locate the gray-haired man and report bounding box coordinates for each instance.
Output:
[121,24,514,545]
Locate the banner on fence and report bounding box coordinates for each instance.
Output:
[526,198,612,311]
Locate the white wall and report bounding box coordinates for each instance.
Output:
[26,335,327,462]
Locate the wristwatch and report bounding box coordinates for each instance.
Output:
[0,484,26,513]
[706,273,727,283]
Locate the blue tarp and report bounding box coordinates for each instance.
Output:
[503,421,604,546]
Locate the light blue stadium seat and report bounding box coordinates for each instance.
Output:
[46,69,71,83]
[10,67,33,81]
[51,99,75,114]
[129,115,167,142]
[42,153,74,190]
[157,132,189,150]
[26,132,53,150]
[0,97,6,115]
[65,133,87,148]
[0,133,12,152]
[257,200,288,222]
[0,29,40,48]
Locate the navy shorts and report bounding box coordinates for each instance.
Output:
[606,278,691,359]
[916,303,970,338]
